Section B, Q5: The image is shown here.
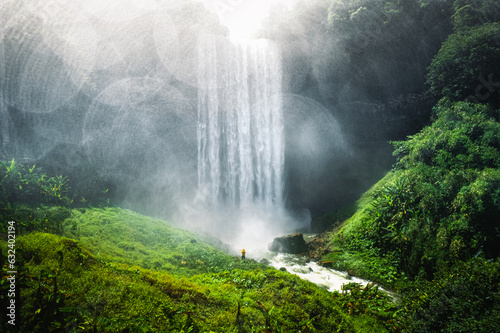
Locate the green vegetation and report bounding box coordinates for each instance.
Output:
[323,172,410,288]
[0,159,71,207]
[384,102,500,330]
[452,0,500,31]
[372,102,500,277]
[1,207,396,332]
[318,2,500,331]
[402,258,500,332]
[0,156,399,332]
[322,19,500,328]
[0,163,394,332]
[0,159,72,236]
[0,159,109,236]
[332,282,402,332]
[61,208,261,277]
[426,22,500,103]
[426,0,500,103]
[325,101,500,331]
[3,0,500,332]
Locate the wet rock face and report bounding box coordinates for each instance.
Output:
[307,236,330,259]
[268,233,308,254]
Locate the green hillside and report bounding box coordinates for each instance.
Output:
[320,102,500,331]
[1,206,398,332]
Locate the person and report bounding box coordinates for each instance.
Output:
[241,249,246,260]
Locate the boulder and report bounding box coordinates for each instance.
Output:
[321,261,333,268]
[306,235,331,259]
[259,258,270,266]
[268,233,308,254]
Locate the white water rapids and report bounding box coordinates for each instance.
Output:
[268,253,374,293]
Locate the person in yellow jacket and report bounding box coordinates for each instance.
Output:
[241,249,246,260]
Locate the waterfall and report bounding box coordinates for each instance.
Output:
[197,36,284,210]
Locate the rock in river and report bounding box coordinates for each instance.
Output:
[268,233,308,254]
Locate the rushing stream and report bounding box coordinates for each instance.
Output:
[267,253,373,293]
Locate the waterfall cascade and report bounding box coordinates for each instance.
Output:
[197,36,284,210]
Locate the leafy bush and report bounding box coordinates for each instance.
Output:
[364,102,500,276]
[394,101,500,169]
[426,22,500,104]
[452,0,500,31]
[0,205,71,235]
[332,282,402,332]
[0,158,111,209]
[402,258,500,332]
[0,159,73,235]
[0,159,71,207]
[0,159,112,235]
[335,101,500,282]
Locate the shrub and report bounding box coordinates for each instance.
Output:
[426,22,500,104]
[337,102,500,280]
[332,282,402,332]
[0,159,112,235]
[452,0,500,31]
[402,258,500,332]
[0,159,71,207]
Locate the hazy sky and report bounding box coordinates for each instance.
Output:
[200,0,298,39]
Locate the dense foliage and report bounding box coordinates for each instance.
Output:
[0,208,394,332]
[336,101,500,275]
[262,0,453,103]
[426,22,500,103]
[321,3,500,331]
[402,258,500,332]
[0,159,71,207]
[386,102,499,274]
[452,0,500,31]
[331,282,403,332]
[325,101,500,332]
[426,0,500,103]
[0,159,109,235]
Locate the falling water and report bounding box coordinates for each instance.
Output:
[197,36,284,210]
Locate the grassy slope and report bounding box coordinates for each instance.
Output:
[60,208,246,277]
[1,207,390,332]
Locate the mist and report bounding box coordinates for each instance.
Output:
[0,0,446,252]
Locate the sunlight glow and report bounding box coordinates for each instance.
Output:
[201,0,297,40]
